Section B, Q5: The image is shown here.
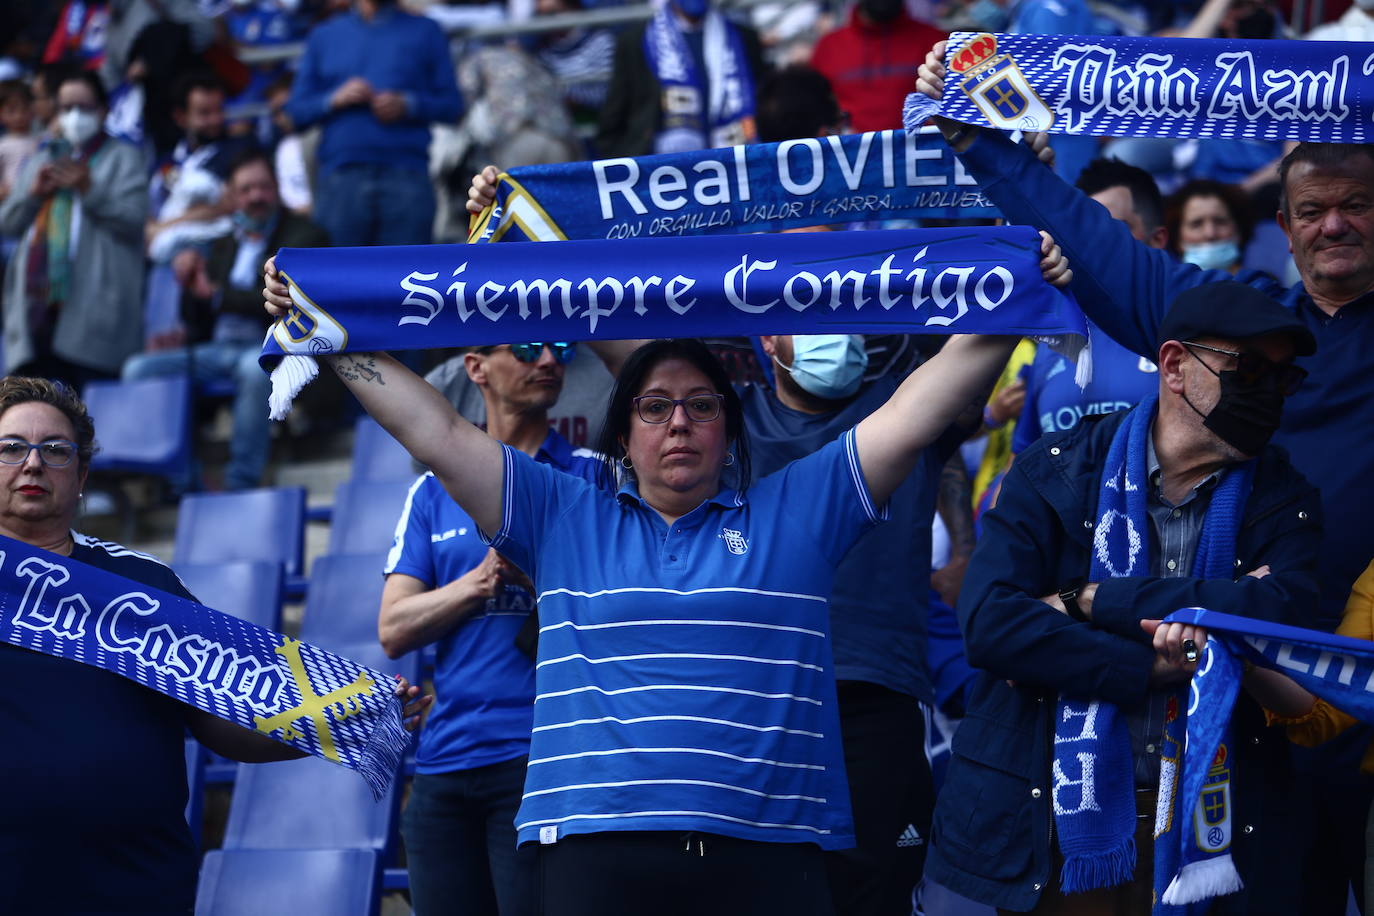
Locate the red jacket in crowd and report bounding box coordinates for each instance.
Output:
[810,7,946,134]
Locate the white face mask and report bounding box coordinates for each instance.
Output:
[1182,240,1241,272]
[58,108,101,146]
[773,334,869,400]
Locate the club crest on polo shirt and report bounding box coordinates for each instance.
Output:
[719,527,749,556]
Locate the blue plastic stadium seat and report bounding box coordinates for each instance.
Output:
[195,848,380,916]
[299,552,392,648]
[327,476,417,557]
[174,560,285,633]
[174,487,307,588]
[351,417,416,481]
[83,376,193,478]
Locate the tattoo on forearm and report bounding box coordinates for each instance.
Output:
[938,453,977,554]
[335,354,385,386]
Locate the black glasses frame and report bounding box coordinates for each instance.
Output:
[632,394,726,424]
[1182,341,1307,396]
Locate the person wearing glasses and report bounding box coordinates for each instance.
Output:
[379,339,601,916]
[267,233,1073,911]
[425,338,613,450]
[923,283,1322,914]
[0,375,428,912]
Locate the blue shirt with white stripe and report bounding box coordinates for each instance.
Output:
[385,429,601,773]
[485,428,885,850]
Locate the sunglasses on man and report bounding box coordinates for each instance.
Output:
[503,342,577,364]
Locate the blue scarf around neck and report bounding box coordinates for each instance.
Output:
[643,7,755,153]
[1055,393,1253,910]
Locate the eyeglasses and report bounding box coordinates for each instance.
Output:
[1182,341,1308,395]
[632,394,725,424]
[506,342,576,364]
[0,438,79,467]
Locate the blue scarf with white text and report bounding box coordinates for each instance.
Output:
[904,32,1374,144]
[257,226,1087,417]
[1160,608,1374,907]
[466,129,996,244]
[1055,395,1253,912]
[0,534,409,797]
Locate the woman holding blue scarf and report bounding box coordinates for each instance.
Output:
[0,375,429,912]
[265,237,1069,914]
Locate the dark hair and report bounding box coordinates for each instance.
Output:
[32,63,68,97]
[58,69,108,110]
[755,65,842,143]
[1164,179,1255,255]
[1278,143,1374,217]
[0,79,34,108]
[171,70,224,112]
[1074,157,1164,234]
[0,376,98,470]
[226,145,274,183]
[594,339,751,492]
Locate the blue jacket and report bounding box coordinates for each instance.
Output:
[957,129,1374,628]
[924,409,1322,912]
[286,8,462,172]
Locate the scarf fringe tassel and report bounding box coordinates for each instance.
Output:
[356,705,411,802]
[1059,837,1136,895]
[268,355,319,421]
[1162,853,1244,905]
[902,92,940,133]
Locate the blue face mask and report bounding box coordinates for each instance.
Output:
[966,0,1009,31]
[233,209,275,236]
[1182,240,1241,272]
[775,335,868,401]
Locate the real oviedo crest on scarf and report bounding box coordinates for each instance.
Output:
[952,34,1055,133]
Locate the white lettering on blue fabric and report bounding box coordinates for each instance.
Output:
[1208,51,1350,124]
[391,246,1019,333]
[1052,44,1200,131]
[1052,751,1102,815]
[398,270,446,326]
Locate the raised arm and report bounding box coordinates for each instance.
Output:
[914,41,1279,359]
[327,352,504,535]
[853,231,1070,506]
[466,165,647,377]
[263,258,504,532]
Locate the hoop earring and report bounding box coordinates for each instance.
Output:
[620,455,633,469]
[723,452,735,467]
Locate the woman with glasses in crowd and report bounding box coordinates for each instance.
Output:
[264,238,1069,915]
[0,375,428,912]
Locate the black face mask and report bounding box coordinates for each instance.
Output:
[1185,364,1285,457]
[860,0,905,23]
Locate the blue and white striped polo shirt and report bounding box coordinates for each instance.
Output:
[484,428,886,850]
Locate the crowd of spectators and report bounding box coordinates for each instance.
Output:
[3,0,1374,912]
[0,0,1352,456]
